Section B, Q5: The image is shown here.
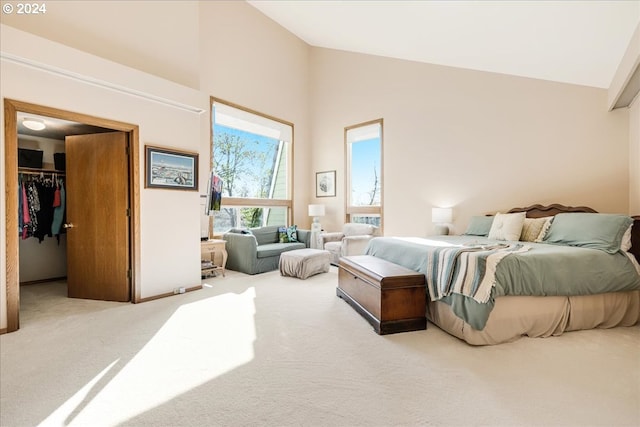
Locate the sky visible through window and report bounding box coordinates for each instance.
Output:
[351,137,381,206]
[213,124,279,198]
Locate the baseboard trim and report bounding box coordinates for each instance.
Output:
[137,285,202,303]
[0,327,8,335]
[20,277,67,285]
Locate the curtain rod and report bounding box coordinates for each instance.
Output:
[1,52,206,115]
[19,167,65,176]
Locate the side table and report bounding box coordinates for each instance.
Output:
[310,231,324,250]
[201,239,228,277]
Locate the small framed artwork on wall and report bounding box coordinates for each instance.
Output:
[316,170,336,197]
[145,145,199,191]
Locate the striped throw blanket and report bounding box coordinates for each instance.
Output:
[426,243,530,303]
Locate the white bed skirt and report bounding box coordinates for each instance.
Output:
[427,290,640,345]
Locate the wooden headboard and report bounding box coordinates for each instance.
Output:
[507,203,597,218]
[506,204,639,264]
[631,216,640,264]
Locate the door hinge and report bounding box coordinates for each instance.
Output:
[127,269,132,279]
[126,208,130,217]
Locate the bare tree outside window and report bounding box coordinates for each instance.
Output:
[210,98,293,234]
[346,119,383,229]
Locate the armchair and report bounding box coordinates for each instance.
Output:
[320,223,381,264]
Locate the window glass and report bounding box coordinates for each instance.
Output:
[212,207,288,233]
[345,120,383,229]
[210,98,293,233]
[213,125,288,198]
[351,215,381,227]
[349,137,381,206]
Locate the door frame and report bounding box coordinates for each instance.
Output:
[4,99,142,333]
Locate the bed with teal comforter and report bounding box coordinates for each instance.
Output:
[365,235,640,332]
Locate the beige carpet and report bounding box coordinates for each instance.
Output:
[1,268,639,427]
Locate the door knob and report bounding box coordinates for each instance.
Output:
[63,223,75,229]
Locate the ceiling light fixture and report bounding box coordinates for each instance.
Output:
[22,118,46,131]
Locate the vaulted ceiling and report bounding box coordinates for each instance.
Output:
[249,0,639,89]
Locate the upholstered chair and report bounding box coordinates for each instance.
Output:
[320,223,381,264]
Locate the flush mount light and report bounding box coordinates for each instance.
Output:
[23,118,46,131]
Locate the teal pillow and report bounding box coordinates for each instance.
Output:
[463,216,494,237]
[543,213,633,254]
[286,225,298,242]
[278,227,289,243]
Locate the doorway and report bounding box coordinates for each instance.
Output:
[4,99,141,333]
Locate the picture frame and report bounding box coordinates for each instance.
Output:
[316,170,336,197]
[145,145,198,191]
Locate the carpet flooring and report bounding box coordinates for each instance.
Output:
[1,268,639,427]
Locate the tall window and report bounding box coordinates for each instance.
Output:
[345,119,383,228]
[210,98,293,233]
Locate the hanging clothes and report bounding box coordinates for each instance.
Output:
[52,181,61,208]
[52,179,65,239]
[23,180,40,239]
[18,172,66,242]
[33,179,55,242]
[18,180,23,234]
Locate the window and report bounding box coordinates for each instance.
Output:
[345,119,383,228]
[210,98,293,234]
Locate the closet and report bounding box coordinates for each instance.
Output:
[18,136,68,285]
[5,100,140,333]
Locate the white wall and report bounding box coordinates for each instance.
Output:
[309,48,630,236]
[0,0,201,88]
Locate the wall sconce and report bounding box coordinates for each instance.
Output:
[308,204,325,232]
[432,207,453,235]
[22,118,46,131]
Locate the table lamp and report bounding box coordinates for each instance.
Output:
[432,207,453,235]
[308,204,325,232]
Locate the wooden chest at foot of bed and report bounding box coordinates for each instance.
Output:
[337,255,427,335]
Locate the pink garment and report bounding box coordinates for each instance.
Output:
[53,187,61,207]
[22,182,29,224]
[22,182,29,240]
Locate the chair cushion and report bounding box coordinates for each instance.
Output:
[257,242,305,258]
[324,241,341,253]
[324,241,342,264]
[343,223,375,237]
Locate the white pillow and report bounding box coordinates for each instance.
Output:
[488,212,526,241]
[520,216,553,242]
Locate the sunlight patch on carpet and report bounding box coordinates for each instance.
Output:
[64,287,257,426]
[37,359,120,427]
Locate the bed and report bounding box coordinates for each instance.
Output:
[364,204,640,345]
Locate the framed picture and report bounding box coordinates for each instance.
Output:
[145,145,198,191]
[316,170,336,197]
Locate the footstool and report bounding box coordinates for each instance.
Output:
[279,248,332,279]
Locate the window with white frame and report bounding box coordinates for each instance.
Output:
[345,119,383,228]
[210,98,293,233]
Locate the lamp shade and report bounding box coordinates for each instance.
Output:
[432,207,453,223]
[308,204,325,217]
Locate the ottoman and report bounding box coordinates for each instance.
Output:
[279,248,332,279]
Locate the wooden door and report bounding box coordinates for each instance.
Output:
[65,132,130,301]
